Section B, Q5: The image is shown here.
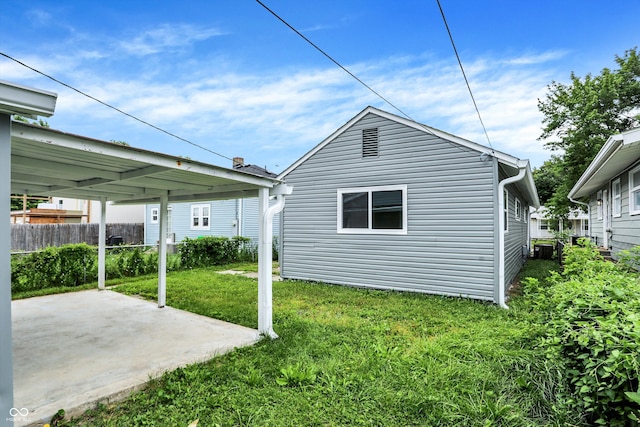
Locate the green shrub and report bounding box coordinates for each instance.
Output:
[11,244,96,292]
[533,240,640,425]
[179,236,249,269]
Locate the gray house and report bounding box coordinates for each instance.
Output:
[277,106,539,306]
[568,127,640,257]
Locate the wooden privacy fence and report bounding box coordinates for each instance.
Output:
[11,223,144,252]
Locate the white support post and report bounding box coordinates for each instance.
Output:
[98,198,107,290]
[157,193,168,308]
[0,114,15,426]
[257,187,276,338]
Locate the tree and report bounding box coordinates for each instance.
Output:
[537,47,640,216]
[13,115,50,127]
[532,155,563,205]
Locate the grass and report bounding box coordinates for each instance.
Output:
[46,260,576,426]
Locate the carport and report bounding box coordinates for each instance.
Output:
[1,81,290,425]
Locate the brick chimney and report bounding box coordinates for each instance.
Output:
[232,157,244,169]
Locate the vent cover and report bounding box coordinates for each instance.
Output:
[362,128,379,157]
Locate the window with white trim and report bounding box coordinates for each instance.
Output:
[539,219,549,230]
[612,178,621,217]
[583,219,589,232]
[596,190,603,219]
[190,204,211,230]
[515,198,522,221]
[150,207,159,224]
[503,190,509,231]
[630,165,640,215]
[337,185,407,234]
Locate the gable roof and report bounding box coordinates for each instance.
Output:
[568,127,640,200]
[278,106,539,207]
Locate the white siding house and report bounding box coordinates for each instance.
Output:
[530,206,589,240]
[278,106,539,306]
[568,127,640,257]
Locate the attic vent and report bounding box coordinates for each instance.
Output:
[362,128,379,158]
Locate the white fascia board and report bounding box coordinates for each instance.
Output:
[0,80,57,117]
[278,105,525,180]
[12,122,279,188]
[568,128,640,200]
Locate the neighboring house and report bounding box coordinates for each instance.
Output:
[568,127,640,257]
[277,106,539,306]
[530,206,589,240]
[50,198,145,224]
[144,158,280,245]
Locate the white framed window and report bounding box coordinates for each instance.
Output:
[190,203,211,230]
[612,178,621,217]
[150,207,159,224]
[596,190,603,219]
[503,190,509,231]
[539,219,549,230]
[630,165,640,216]
[583,219,589,232]
[337,184,407,234]
[515,198,522,221]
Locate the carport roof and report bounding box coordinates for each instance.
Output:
[11,121,280,204]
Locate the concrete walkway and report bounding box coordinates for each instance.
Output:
[11,290,259,427]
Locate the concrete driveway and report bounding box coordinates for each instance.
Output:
[11,289,259,427]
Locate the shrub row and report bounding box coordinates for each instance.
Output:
[524,240,640,426]
[11,236,265,293]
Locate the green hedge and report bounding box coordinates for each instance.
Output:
[524,240,640,426]
[11,244,97,292]
[11,236,256,292]
[179,236,250,269]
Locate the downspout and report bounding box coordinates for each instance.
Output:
[258,184,292,338]
[497,166,527,309]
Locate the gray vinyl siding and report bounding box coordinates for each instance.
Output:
[281,113,498,301]
[602,162,640,258]
[503,182,529,288]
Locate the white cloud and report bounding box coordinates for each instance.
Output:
[119,24,226,56]
[10,44,561,169]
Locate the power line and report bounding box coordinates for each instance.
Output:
[0,51,234,162]
[255,0,417,124]
[436,0,495,153]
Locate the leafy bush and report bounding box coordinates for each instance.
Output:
[11,244,96,292]
[532,240,640,425]
[179,236,249,269]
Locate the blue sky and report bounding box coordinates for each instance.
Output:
[1,1,638,171]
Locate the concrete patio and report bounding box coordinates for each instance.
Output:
[11,290,260,427]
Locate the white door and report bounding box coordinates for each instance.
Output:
[602,189,610,248]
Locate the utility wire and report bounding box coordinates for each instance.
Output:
[256,0,418,124]
[436,0,495,153]
[0,51,234,162]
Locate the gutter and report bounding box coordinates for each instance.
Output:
[497,165,528,309]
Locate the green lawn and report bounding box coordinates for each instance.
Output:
[54,260,575,426]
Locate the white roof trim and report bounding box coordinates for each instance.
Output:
[568,127,640,199]
[277,106,538,206]
[278,106,524,178]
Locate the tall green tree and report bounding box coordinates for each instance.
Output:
[537,47,640,216]
[532,155,564,206]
